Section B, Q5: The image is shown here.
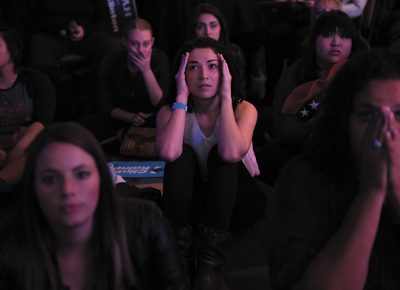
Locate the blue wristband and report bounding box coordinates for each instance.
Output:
[172,102,188,111]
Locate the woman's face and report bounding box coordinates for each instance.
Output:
[126,28,154,58]
[185,47,220,99]
[315,29,352,70]
[0,35,11,68]
[195,13,221,41]
[35,142,100,232]
[350,80,400,164]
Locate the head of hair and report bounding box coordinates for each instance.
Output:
[188,3,230,45]
[19,122,134,290]
[311,0,342,23]
[298,10,364,84]
[308,49,400,184]
[122,17,154,41]
[0,28,23,73]
[169,37,243,111]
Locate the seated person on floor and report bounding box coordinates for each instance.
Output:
[267,48,400,290]
[255,11,364,186]
[0,28,55,192]
[0,122,188,290]
[91,18,169,142]
[273,10,365,156]
[156,37,266,289]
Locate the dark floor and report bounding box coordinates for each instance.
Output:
[223,182,274,290]
[224,218,272,290]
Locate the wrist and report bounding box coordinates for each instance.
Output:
[172,102,188,112]
[175,94,188,103]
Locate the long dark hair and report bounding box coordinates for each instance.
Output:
[188,3,230,45]
[19,122,135,290]
[169,37,243,111]
[308,49,400,184]
[297,10,364,84]
[0,28,23,73]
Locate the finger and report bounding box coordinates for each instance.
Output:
[176,52,189,78]
[218,53,231,80]
[384,106,396,141]
[138,112,152,118]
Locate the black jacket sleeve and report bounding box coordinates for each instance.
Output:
[121,197,189,290]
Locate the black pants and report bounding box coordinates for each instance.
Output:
[162,144,266,232]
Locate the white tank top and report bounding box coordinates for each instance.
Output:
[183,112,260,180]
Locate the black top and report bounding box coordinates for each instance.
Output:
[267,155,400,290]
[0,198,188,290]
[98,47,169,116]
[0,68,55,134]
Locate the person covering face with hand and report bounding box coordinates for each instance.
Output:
[268,49,400,290]
[91,18,169,143]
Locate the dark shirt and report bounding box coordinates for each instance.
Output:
[273,61,309,148]
[0,68,55,134]
[267,155,400,290]
[0,198,188,290]
[98,47,169,116]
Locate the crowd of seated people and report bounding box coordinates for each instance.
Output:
[1,0,400,289]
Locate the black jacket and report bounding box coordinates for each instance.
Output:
[0,198,188,290]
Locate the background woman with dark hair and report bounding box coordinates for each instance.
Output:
[268,49,400,290]
[256,10,364,186]
[0,122,187,289]
[156,37,265,289]
[0,29,55,192]
[188,3,247,96]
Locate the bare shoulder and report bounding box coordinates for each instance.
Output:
[235,100,258,117]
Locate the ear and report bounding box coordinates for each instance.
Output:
[150,37,155,47]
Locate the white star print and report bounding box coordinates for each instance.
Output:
[309,100,319,110]
[300,108,309,117]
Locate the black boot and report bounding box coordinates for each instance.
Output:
[176,226,196,283]
[192,225,231,290]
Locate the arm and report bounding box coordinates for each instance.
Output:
[295,187,385,290]
[341,0,367,18]
[156,53,190,162]
[98,52,149,126]
[129,49,166,107]
[218,54,257,162]
[7,122,44,162]
[110,109,150,127]
[273,62,305,143]
[294,113,389,290]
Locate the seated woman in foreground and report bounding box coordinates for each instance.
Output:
[0,122,188,290]
[268,49,400,290]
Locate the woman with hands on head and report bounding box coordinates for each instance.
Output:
[156,37,265,290]
[267,49,400,290]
